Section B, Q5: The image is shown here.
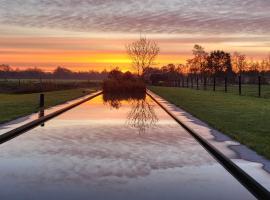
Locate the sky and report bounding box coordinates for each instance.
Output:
[0,0,269,72]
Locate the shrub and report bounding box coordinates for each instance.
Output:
[102,69,146,93]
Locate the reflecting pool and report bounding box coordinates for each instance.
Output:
[0,94,255,199]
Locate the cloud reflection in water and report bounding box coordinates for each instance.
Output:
[103,92,158,134]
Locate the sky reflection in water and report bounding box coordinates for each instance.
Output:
[0,94,255,200]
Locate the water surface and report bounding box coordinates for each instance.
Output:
[0,94,255,199]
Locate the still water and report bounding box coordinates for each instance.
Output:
[0,94,255,200]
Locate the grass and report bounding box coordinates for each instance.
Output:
[192,83,270,98]
[149,86,270,159]
[0,88,96,124]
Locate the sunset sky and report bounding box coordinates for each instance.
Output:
[0,0,269,72]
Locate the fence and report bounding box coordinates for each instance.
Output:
[159,74,270,99]
[0,78,101,93]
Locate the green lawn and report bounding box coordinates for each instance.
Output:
[213,84,270,98]
[150,86,270,159]
[183,82,270,98]
[0,88,96,124]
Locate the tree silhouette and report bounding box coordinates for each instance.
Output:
[188,44,208,75]
[127,98,158,134]
[206,50,232,75]
[103,93,158,134]
[53,67,73,79]
[232,52,246,74]
[126,37,160,76]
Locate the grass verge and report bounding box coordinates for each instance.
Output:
[0,88,96,124]
[149,86,270,159]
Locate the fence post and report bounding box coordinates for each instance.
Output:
[238,75,242,95]
[182,78,184,87]
[40,93,45,108]
[196,76,199,90]
[187,77,189,88]
[39,94,45,127]
[204,76,207,90]
[213,76,216,91]
[225,76,228,93]
[258,75,261,97]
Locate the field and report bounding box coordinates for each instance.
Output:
[0,88,96,124]
[203,84,270,98]
[149,86,270,159]
[172,79,270,99]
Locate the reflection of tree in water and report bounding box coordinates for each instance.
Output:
[103,92,158,133]
[127,98,158,134]
[103,92,146,110]
[105,97,122,109]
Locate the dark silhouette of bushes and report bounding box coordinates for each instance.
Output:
[0,66,108,80]
[103,91,146,109]
[102,69,146,93]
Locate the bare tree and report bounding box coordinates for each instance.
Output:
[260,59,267,73]
[232,52,246,74]
[267,54,270,71]
[248,59,260,72]
[261,53,270,72]
[0,64,11,72]
[176,64,184,74]
[126,37,160,76]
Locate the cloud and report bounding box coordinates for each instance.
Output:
[0,123,215,184]
[0,0,269,35]
[0,0,269,69]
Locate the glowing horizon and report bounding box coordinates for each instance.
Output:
[0,0,269,72]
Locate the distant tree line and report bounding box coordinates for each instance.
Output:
[0,66,108,80]
[187,45,270,76]
[2,42,270,84]
[144,44,270,84]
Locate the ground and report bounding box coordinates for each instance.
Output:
[149,86,270,160]
[0,88,96,124]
